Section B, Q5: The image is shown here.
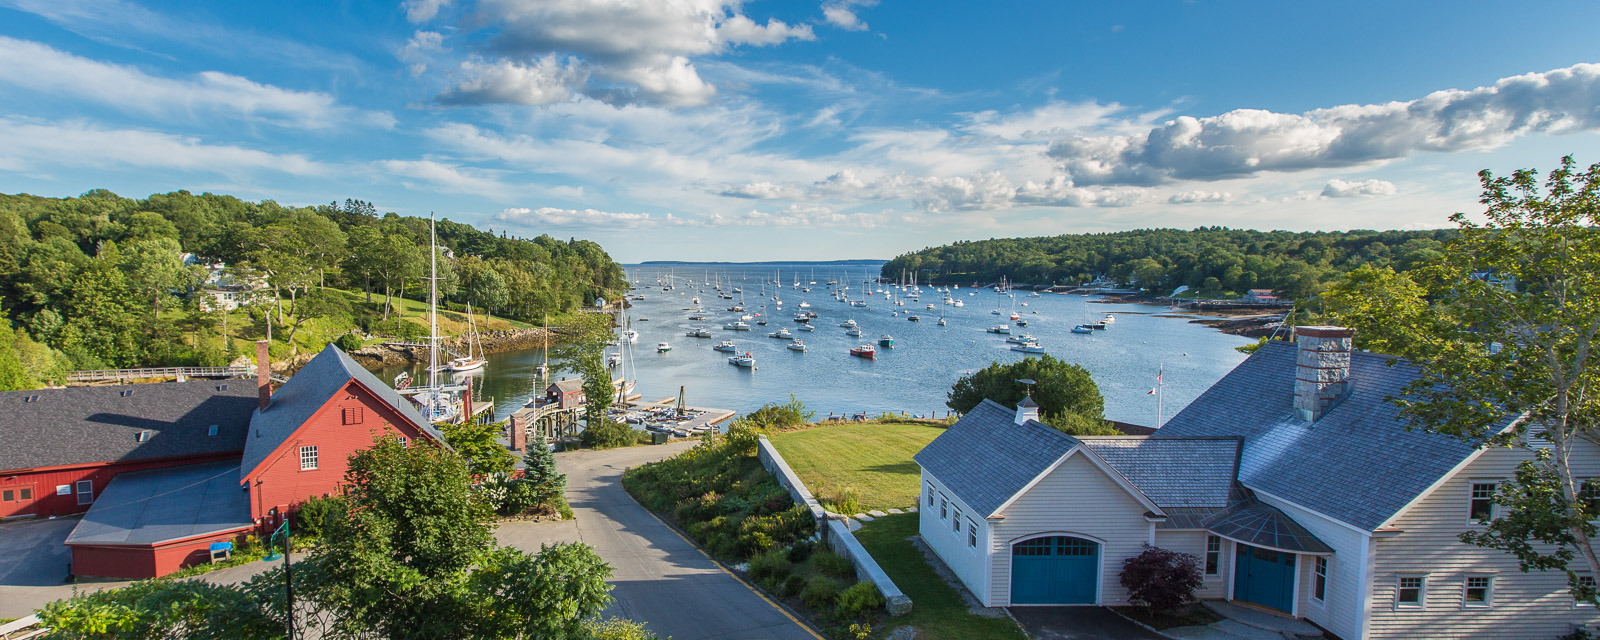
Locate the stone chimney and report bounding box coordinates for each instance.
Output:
[1293,326,1354,422]
[256,340,272,412]
[1015,396,1040,426]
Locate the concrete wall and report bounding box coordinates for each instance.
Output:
[757,435,911,616]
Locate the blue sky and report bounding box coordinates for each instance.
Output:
[1,0,1597,262]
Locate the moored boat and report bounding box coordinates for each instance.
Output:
[987,324,1011,334]
[713,340,738,352]
[879,334,894,347]
[1072,324,1095,334]
[850,345,876,359]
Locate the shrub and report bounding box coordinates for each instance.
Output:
[725,419,763,456]
[1120,545,1203,611]
[745,394,815,430]
[811,550,855,579]
[835,582,886,620]
[294,494,344,539]
[801,576,844,609]
[582,419,637,449]
[787,539,816,563]
[782,574,807,598]
[584,616,661,640]
[748,549,792,582]
[479,472,541,516]
[820,485,862,515]
[335,332,363,352]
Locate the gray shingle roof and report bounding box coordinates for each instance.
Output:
[65,460,252,546]
[241,344,448,481]
[1078,437,1240,509]
[0,382,256,472]
[1157,340,1480,531]
[913,399,1079,517]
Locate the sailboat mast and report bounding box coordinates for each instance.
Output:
[428,213,440,392]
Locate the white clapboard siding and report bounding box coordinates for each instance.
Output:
[1153,530,1231,600]
[989,452,1152,606]
[920,468,991,604]
[1252,493,1370,640]
[1367,443,1600,639]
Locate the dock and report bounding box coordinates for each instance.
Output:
[626,399,737,434]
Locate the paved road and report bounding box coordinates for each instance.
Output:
[496,442,820,640]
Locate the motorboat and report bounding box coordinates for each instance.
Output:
[657,342,672,352]
[1016,319,1028,327]
[850,345,876,359]
[1006,334,1036,344]
[937,318,947,326]
[907,315,920,322]
[620,329,639,343]
[1011,341,1046,354]
[728,353,756,367]
[879,334,894,347]
[926,304,936,310]
[1072,324,1096,334]
[798,302,810,308]
[769,329,794,339]
[686,327,712,338]
[846,328,863,337]
[688,314,707,321]
[953,300,964,307]
[713,340,738,352]
[987,325,1011,334]
[725,321,752,331]
[992,309,1003,315]
[1103,314,1115,324]
[787,341,807,352]
[840,319,859,329]
[1091,321,1108,330]
[798,324,815,331]
[607,352,623,367]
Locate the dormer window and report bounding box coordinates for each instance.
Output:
[135,430,152,442]
[120,389,134,397]
[208,425,219,436]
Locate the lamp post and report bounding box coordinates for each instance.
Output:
[262,521,293,639]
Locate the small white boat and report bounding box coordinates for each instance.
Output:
[620,329,639,343]
[846,328,862,337]
[987,325,1011,334]
[729,353,756,367]
[926,304,935,310]
[1103,314,1115,324]
[607,353,623,367]
[1072,325,1095,334]
[787,341,807,352]
[1011,341,1046,354]
[798,324,815,331]
[769,329,793,340]
[937,318,947,326]
[1006,334,1036,344]
[954,300,964,307]
[713,340,737,352]
[840,319,859,329]
[686,327,712,338]
[435,356,486,372]
[725,321,752,331]
[798,302,810,308]
[657,342,672,352]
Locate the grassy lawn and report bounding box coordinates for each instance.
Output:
[767,420,945,513]
[854,513,1024,640]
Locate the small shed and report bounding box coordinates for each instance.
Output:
[547,379,586,410]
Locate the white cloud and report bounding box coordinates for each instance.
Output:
[1166,190,1233,204]
[0,37,393,129]
[1047,63,1600,186]
[399,30,446,77]
[1015,176,1149,207]
[0,117,326,176]
[438,56,585,106]
[717,181,807,199]
[378,160,512,198]
[821,0,876,31]
[444,0,815,107]
[962,101,1129,140]
[1321,178,1397,198]
[403,0,450,23]
[496,206,660,228]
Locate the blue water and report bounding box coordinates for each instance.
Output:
[379,262,1252,427]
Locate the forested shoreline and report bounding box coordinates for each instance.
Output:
[0,189,627,388]
[881,227,1455,300]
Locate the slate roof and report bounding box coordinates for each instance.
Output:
[551,379,584,393]
[1205,500,1333,554]
[65,460,252,546]
[241,344,448,481]
[913,399,1079,517]
[0,381,256,472]
[1078,437,1240,509]
[1157,340,1482,531]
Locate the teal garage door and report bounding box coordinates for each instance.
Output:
[1011,536,1099,604]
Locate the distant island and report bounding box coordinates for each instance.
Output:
[634,259,885,266]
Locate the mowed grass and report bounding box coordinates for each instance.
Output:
[767,421,944,512]
[854,513,1025,640]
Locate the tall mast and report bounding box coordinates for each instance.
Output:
[428,213,439,392]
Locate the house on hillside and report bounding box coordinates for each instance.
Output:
[0,342,448,580]
[1242,288,1278,303]
[913,326,1600,639]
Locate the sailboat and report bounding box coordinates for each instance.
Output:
[438,301,487,372]
[414,214,459,424]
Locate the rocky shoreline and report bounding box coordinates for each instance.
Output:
[1088,294,1284,338]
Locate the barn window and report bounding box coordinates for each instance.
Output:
[300,446,319,470]
[76,480,93,505]
[208,425,219,436]
[398,436,408,448]
[1205,536,1221,576]
[2,490,10,501]
[343,407,365,425]
[19,487,30,501]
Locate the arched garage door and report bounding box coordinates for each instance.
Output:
[1011,536,1099,604]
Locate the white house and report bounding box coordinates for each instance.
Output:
[914,326,1600,640]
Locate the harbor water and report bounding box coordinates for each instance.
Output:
[373,262,1253,427]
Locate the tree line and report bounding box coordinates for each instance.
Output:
[881,227,1457,299]
[0,189,627,380]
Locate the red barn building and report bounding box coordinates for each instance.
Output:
[0,342,447,580]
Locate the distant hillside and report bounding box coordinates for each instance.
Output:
[882,227,1454,299]
[635,259,885,266]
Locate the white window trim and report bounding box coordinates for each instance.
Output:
[75,480,93,506]
[300,445,319,471]
[940,495,947,520]
[1576,575,1596,608]
[926,482,934,508]
[1396,574,1428,610]
[1204,535,1222,579]
[952,509,962,534]
[1468,481,1498,525]
[1462,574,1494,609]
[967,519,978,549]
[1312,556,1328,604]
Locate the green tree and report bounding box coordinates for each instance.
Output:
[522,440,566,507]
[1365,156,1600,604]
[1321,264,1439,355]
[946,355,1117,435]
[283,288,349,348]
[440,418,517,476]
[36,578,282,640]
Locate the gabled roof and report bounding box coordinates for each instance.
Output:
[0,382,256,472]
[1077,436,1240,509]
[913,399,1079,517]
[66,460,252,546]
[1157,340,1481,531]
[241,344,447,482]
[550,379,584,393]
[1205,500,1333,555]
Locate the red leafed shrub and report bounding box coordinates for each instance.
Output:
[1120,545,1203,611]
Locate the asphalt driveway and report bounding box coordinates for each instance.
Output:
[1009,606,1168,640]
[497,441,820,640]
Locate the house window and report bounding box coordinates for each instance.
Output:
[398,436,408,448]
[1578,576,1597,607]
[1464,576,1492,608]
[1397,576,1426,609]
[926,482,934,507]
[1469,483,1496,522]
[343,407,364,425]
[300,446,319,470]
[75,480,93,505]
[967,520,977,548]
[135,430,151,442]
[952,508,962,533]
[1313,557,1328,602]
[1205,536,1221,576]
[940,496,947,520]
[208,425,219,436]
[1581,480,1600,519]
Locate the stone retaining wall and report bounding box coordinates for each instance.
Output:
[756,435,912,616]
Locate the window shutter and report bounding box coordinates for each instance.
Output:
[343,407,364,425]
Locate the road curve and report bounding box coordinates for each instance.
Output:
[495,442,820,640]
